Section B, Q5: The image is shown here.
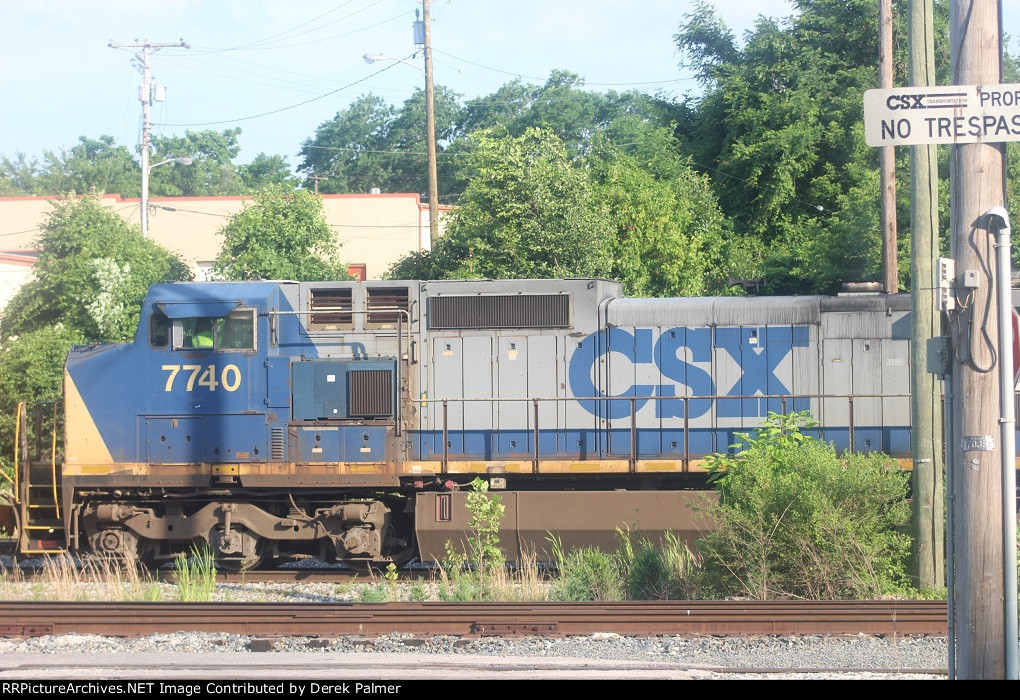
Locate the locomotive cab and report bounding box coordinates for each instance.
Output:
[61,281,414,570]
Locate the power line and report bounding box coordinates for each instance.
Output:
[154,59,407,128]
[431,47,697,88]
[189,6,405,54]
[212,0,361,52]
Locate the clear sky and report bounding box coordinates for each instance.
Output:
[1,1,1017,170]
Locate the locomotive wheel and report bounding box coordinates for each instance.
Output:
[89,528,154,569]
[209,525,266,572]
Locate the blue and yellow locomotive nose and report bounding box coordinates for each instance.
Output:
[63,282,281,476]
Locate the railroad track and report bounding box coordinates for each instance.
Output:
[0,600,947,638]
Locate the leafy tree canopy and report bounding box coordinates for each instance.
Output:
[149,128,244,196]
[589,120,732,297]
[389,127,611,281]
[0,195,193,343]
[212,186,350,281]
[297,87,463,197]
[0,323,86,475]
[1,137,139,197]
[238,153,300,192]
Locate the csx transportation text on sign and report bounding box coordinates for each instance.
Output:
[863,83,1020,146]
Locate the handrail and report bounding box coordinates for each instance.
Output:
[12,402,22,492]
[425,392,916,468]
[50,402,59,519]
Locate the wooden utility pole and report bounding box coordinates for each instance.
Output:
[948,0,1007,679]
[422,0,440,247]
[908,0,944,592]
[879,0,898,294]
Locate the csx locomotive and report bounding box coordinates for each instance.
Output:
[14,278,917,569]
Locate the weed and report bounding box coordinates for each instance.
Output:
[356,585,390,603]
[548,534,625,602]
[174,544,217,602]
[408,582,430,602]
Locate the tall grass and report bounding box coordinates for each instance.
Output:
[173,545,217,602]
[434,549,549,602]
[0,552,163,601]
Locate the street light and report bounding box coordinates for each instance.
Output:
[363,49,439,248]
[363,53,423,75]
[141,156,192,238]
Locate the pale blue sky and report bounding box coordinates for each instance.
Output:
[0,1,1016,167]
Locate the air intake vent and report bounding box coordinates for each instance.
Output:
[270,427,286,461]
[428,294,569,329]
[309,288,353,327]
[366,287,409,327]
[348,369,393,418]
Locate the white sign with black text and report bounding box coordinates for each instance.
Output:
[864,83,1020,146]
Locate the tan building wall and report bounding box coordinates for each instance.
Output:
[0,193,449,281]
[0,253,36,316]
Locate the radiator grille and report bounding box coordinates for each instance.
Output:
[348,369,393,418]
[366,287,409,326]
[270,428,286,461]
[428,294,569,329]
[309,288,353,327]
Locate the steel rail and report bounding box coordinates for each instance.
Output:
[0,600,947,639]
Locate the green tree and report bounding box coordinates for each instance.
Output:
[0,324,85,476]
[238,153,300,192]
[38,136,140,198]
[0,195,192,343]
[0,152,42,195]
[149,128,244,196]
[673,0,951,293]
[2,137,140,197]
[298,88,463,197]
[212,187,350,281]
[389,127,611,280]
[298,94,396,194]
[590,122,732,296]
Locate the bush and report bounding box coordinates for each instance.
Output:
[616,531,703,600]
[697,411,912,600]
[548,535,625,602]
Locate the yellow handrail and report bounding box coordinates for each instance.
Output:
[13,401,22,492]
[51,402,59,519]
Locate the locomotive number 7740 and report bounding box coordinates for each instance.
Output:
[162,364,242,392]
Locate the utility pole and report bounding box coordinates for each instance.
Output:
[879,0,898,294]
[908,0,944,593]
[422,0,440,248]
[109,39,188,237]
[948,0,1007,679]
[308,175,326,195]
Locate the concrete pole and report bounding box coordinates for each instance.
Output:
[140,47,152,238]
[880,0,898,294]
[108,39,188,237]
[908,0,945,593]
[949,0,1007,679]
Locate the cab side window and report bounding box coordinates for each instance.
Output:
[215,310,255,351]
[149,311,169,347]
[171,310,255,351]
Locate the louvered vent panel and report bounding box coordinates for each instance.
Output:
[309,288,353,326]
[270,428,286,461]
[348,369,393,418]
[366,287,409,326]
[428,294,569,329]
